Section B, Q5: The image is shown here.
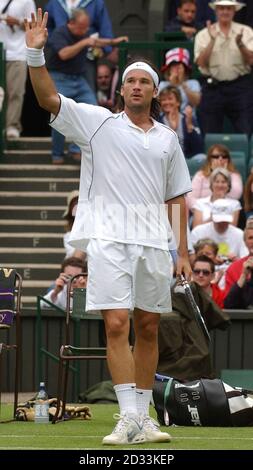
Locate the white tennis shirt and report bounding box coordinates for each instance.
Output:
[51,95,192,251]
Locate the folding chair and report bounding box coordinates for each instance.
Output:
[0,268,22,421]
[52,273,107,422]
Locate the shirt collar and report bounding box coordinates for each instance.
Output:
[121,111,157,130]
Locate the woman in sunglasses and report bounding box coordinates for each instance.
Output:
[187,143,242,210]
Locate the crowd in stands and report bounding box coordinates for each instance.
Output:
[2,2,253,321]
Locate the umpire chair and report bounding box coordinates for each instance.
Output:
[0,268,22,420]
[53,273,107,422]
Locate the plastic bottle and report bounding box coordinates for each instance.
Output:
[34,382,49,423]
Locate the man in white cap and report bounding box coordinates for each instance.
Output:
[191,198,248,261]
[194,0,253,134]
[24,8,192,445]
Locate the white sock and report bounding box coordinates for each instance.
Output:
[114,383,137,415]
[136,388,152,416]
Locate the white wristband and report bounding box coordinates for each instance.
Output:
[26,47,45,67]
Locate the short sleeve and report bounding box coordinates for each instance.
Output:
[50,94,111,146]
[165,133,192,201]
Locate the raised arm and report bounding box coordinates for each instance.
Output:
[24,8,60,115]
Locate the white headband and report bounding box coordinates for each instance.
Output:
[122,62,159,88]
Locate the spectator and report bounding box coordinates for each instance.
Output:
[167,0,215,29]
[192,237,228,286]
[224,222,253,297]
[194,0,253,134]
[165,0,202,39]
[157,275,230,380]
[243,172,253,220]
[159,47,201,117]
[96,60,118,110]
[224,255,253,309]
[191,198,248,261]
[158,85,205,162]
[41,256,87,310]
[186,144,243,211]
[192,254,225,308]
[192,167,241,228]
[0,0,36,139]
[193,238,220,262]
[45,0,114,90]
[46,8,127,163]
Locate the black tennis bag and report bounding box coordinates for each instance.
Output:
[153,376,253,427]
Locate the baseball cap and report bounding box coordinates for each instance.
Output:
[161,48,191,72]
[211,199,233,223]
[62,190,79,218]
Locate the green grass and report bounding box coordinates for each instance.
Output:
[0,404,253,450]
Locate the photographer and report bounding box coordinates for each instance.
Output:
[224,256,253,309]
[41,256,87,310]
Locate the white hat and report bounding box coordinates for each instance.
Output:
[211,199,233,223]
[209,1,245,11]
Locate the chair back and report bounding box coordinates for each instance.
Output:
[0,268,22,419]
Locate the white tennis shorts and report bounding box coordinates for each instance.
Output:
[86,239,173,314]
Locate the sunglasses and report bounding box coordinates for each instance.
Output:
[192,269,212,276]
[211,154,229,160]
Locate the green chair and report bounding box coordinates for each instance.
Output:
[154,32,200,79]
[248,157,253,174]
[118,41,194,79]
[250,135,253,160]
[221,369,253,390]
[154,32,188,42]
[204,133,249,162]
[230,155,247,183]
[186,158,203,178]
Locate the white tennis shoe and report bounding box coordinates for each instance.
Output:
[102,412,145,445]
[143,416,171,442]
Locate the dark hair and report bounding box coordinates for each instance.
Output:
[193,238,218,256]
[61,256,87,272]
[120,57,161,120]
[244,173,253,213]
[179,0,196,6]
[193,255,215,273]
[64,195,78,231]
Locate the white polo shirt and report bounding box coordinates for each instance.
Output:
[51,95,192,251]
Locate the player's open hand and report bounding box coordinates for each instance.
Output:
[24,8,48,49]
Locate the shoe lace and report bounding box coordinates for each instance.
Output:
[111,413,131,435]
[143,416,160,430]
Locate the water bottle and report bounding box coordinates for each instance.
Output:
[34,382,49,423]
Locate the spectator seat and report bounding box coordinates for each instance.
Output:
[220,369,253,390]
[205,134,249,164]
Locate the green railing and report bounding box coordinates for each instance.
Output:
[118,37,200,80]
[36,295,104,401]
[0,42,6,156]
